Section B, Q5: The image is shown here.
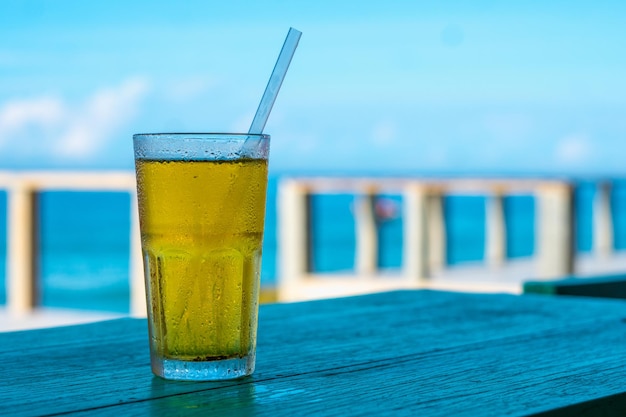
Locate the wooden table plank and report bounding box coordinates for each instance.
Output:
[1,290,626,416]
[70,317,626,417]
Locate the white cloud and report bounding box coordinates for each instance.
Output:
[0,96,66,145]
[555,134,592,164]
[0,77,150,161]
[482,112,533,140]
[371,120,396,146]
[164,77,216,102]
[56,78,149,158]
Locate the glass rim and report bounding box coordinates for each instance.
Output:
[133,132,270,160]
[133,132,270,139]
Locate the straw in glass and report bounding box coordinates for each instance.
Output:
[248,27,302,135]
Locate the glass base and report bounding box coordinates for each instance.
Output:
[152,353,255,381]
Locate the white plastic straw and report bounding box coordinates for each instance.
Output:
[248,27,302,134]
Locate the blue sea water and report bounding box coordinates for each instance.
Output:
[0,177,624,313]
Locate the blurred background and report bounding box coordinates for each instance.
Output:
[1,0,626,323]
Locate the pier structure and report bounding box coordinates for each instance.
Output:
[0,171,145,317]
[0,171,620,317]
[278,177,614,301]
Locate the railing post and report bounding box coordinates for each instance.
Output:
[129,191,146,317]
[486,191,506,267]
[402,183,428,280]
[427,190,446,273]
[536,183,575,279]
[593,181,613,258]
[355,189,378,276]
[6,181,39,314]
[278,180,311,300]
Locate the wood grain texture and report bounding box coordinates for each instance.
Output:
[1,290,626,416]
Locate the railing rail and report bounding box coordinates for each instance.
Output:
[0,172,617,311]
[278,177,612,301]
[0,171,145,316]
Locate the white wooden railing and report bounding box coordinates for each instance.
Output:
[0,171,146,316]
[0,172,617,312]
[277,177,614,301]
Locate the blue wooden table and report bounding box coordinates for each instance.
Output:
[2,290,626,416]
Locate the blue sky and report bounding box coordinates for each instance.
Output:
[1,0,626,175]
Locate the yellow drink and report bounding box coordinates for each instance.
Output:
[135,158,268,363]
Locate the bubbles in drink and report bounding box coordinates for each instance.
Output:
[136,158,267,361]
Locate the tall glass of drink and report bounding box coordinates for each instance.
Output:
[133,133,270,381]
